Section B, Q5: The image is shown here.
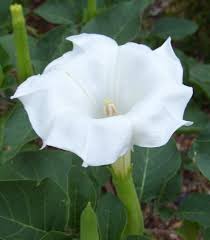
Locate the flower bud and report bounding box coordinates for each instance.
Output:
[80,202,99,240]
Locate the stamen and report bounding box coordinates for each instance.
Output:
[104,99,118,117]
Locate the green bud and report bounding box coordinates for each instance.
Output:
[10,4,33,83]
[80,202,99,240]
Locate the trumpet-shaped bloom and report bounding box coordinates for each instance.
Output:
[11,34,193,167]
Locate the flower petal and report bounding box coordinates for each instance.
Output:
[11,70,97,139]
[114,37,192,147]
[153,37,183,84]
[44,111,132,166]
[115,38,183,114]
[126,85,192,147]
[45,33,119,105]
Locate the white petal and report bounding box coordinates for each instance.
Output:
[126,85,192,147]
[116,38,183,114]
[45,33,119,106]
[153,37,183,84]
[12,70,96,139]
[114,38,192,147]
[44,110,132,166]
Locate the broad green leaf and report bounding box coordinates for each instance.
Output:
[0,150,109,192]
[132,139,181,201]
[0,44,9,67]
[152,17,198,40]
[0,150,78,189]
[203,228,210,240]
[82,0,153,44]
[0,151,101,235]
[127,236,151,240]
[0,179,66,239]
[0,35,15,65]
[96,193,126,240]
[189,126,210,181]
[0,34,37,67]
[0,0,13,33]
[32,25,75,73]
[178,101,209,134]
[35,0,85,24]
[178,193,210,227]
[41,231,77,240]
[158,173,181,203]
[0,150,102,236]
[189,63,210,100]
[67,166,97,232]
[127,235,155,240]
[0,103,37,163]
[0,73,17,90]
[177,221,199,240]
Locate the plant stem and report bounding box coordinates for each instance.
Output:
[10,4,33,83]
[111,155,144,236]
[87,0,97,20]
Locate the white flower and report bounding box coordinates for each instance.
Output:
[11,34,193,167]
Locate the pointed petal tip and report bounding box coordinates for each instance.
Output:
[82,161,89,168]
[40,141,47,150]
[184,121,193,127]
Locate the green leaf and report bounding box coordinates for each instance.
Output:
[82,0,153,44]
[0,44,9,67]
[0,179,66,239]
[67,166,97,232]
[0,150,101,235]
[189,127,210,181]
[32,25,75,73]
[189,63,210,100]
[0,103,37,163]
[0,150,109,193]
[127,237,151,240]
[96,193,126,240]
[0,150,102,236]
[158,173,181,203]
[0,34,37,67]
[177,221,199,240]
[127,236,151,240]
[0,35,15,66]
[41,231,76,240]
[35,0,85,24]
[0,150,78,188]
[178,193,210,227]
[203,228,210,240]
[0,0,13,32]
[151,17,198,40]
[178,101,209,134]
[132,139,181,202]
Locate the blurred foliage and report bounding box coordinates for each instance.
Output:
[166,0,210,61]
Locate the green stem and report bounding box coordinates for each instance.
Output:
[111,155,144,237]
[10,4,33,83]
[87,0,97,20]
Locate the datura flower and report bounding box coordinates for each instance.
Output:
[11,34,193,167]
